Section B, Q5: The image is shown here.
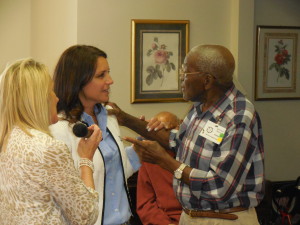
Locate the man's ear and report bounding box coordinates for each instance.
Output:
[204,74,214,89]
[205,76,210,85]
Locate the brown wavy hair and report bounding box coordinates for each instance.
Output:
[53,45,107,123]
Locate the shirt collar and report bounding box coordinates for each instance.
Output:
[193,102,202,116]
[81,104,108,132]
[193,85,238,122]
[210,85,237,122]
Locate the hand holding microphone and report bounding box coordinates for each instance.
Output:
[73,121,94,138]
[75,122,102,160]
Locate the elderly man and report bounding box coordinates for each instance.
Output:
[108,44,264,224]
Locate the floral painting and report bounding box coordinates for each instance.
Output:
[266,38,293,88]
[131,19,189,103]
[142,32,180,92]
[145,37,176,87]
[255,25,300,100]
[268,39,291,81]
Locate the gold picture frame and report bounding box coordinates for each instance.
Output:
[255,25,300,100]
[131,19,189,103]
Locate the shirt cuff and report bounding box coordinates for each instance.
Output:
[169,129,178,148]
[189,168,208,191]
[126,146,141,171]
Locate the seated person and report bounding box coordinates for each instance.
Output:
[136,112,182,225]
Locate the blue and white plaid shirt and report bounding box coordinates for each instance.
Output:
[170,85,264,210]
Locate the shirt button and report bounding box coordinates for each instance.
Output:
[115,208,118,212]
[112,193,115,196]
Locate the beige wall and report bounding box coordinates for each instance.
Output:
[0,0,299,181]
[0,0,31,71]
[0,0,77,73]
[254,0,300,181]
[76,0,243,137]
[30,0,78,71]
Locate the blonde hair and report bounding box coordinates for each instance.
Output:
[0,58,52,151]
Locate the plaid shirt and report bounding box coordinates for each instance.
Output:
[170,85,264,210]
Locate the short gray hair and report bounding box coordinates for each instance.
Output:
[187,45,235,88]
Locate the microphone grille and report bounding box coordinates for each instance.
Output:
[72,122,88,137]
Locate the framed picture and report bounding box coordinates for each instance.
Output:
[131,19,189,103]
[255,25,300,100]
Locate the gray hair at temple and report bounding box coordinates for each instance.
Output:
[188,44,235,89]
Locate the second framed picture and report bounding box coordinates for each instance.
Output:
[255,25,300,100]
[131,19,189,103]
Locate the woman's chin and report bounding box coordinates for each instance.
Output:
[99,96,110,104]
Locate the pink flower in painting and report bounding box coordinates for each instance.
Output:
[145,37,176,86]
[154,50,169,64]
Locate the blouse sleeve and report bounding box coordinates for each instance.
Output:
[125,145,141,172]
[43,139,99,225]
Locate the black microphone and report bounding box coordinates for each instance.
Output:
[72,121,93,138]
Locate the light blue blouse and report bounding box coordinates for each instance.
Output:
[82,104,140,225]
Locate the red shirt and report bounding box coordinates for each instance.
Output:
[136,153,182,225]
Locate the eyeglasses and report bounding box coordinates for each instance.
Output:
[179,64,216,80]
[179,70,206,80]
[179,68,216,80]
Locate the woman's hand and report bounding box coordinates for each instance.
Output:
[77,124,102,160]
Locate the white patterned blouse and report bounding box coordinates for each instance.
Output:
[0,127,99,225]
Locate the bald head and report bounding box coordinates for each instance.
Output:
[186,44,235,88]
[154,111,180,129]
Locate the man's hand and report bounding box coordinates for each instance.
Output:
[147,117,169,131]
[107,102,171,150]
[147,111,181,131]
[139,115,167,132]
[124,137,170,166]
[106,102,127,126]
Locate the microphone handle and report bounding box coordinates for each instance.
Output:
[84,129,93,138]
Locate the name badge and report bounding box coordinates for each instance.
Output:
[200,120,226,144]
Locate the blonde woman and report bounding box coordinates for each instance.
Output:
[0,59,102,225]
